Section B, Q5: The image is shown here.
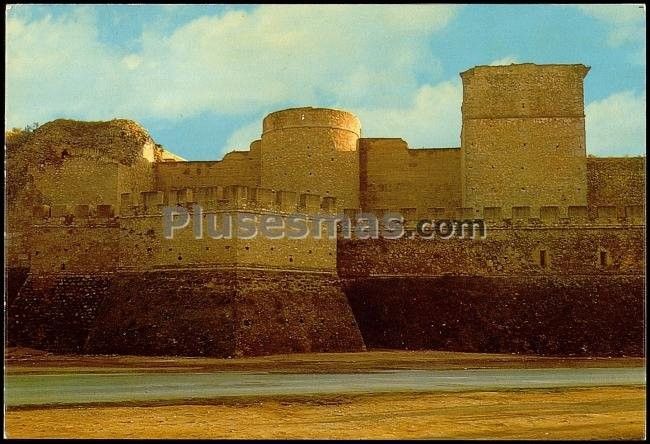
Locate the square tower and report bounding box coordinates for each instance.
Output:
[460,64,590,218]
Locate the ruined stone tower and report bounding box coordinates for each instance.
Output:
[460,64,591,218]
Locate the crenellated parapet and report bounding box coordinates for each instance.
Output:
[119,185,340,216]
[346,204,645,227]
[27,185,342,274]
[31,203,118,226]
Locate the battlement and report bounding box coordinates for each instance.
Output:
[31,203,118,226]
[31,201,644,228]
[345,204,645,227]
[119,185,339,216]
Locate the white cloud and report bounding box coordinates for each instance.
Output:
[352,80,463,148]
[225,118,264,151]
[585,90,646,156]
[489,56,518,66]
[11,5,644,159]
[576,5,646,47]
[6,5,461,128]
[122,54,142,70]
[6,9,123,127]
[222,80,463,155]
[226,81,646,157]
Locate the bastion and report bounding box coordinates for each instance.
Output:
[6,63,646,357]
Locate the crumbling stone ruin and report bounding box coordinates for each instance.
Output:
[6,64,645,357]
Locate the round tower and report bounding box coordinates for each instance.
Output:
[260,107,361,209]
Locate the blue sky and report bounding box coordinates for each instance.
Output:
[6,4,646,159]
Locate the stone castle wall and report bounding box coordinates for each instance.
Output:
[28,223,120,274]
[460,64,589,118]
[32,158,122,207]
[117,211,336,272]
[338,224,644,356]
[118,158,157,201]
[6,63,646,358]
[337,225,644,278]
[359,139,462,211]
[27,184,341,274]
[343,275,643,356]
[8,273,113,352]
[587,157,645,209]
[9,269,365,356]
[153,141,262,191]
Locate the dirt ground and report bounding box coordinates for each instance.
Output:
[4,348,646,439]
[5,387,646,439]
[5,347,645,374]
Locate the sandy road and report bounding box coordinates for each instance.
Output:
[5,387,646,439]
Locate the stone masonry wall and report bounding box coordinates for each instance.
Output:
[233,270,365,356]
[461,64,590,217]
[260,107,361,209]
[587,157,645,209]
[117,158,156,205]
[461,117,588,217]
[28,224,120,274]
[32,157,121,207]
[10,268,364,357]
[343,275,644,356]
[153,142,261,191]
[5,267,30,309]
[359,138,462,212]
[8,273,113,352]
[338,226,644,278]
[13,119,156,210]
[338,226,644,356]
[460,64,590,119]
[118,209,337,272]
[86,269,238,356]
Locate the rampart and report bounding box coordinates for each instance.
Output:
[338,220,644,356]
[9,184,363,355]
[26,184,341,273]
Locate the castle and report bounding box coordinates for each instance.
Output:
[6,63,645,357]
